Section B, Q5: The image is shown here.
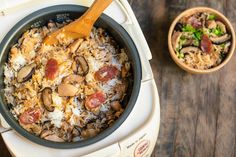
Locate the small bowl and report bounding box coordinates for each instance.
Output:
[168,7,236,74]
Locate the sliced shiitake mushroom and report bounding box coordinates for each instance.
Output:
[111,101,122,111]
[40,130,53,138]
[58,84,78,97]
[216,21,226,34]
[72,56,89,76]
[44,134,65,142]
[210,34,231,44]
[81,128,98,138]
[171,31,182,50]
[17,63,36,83]
[180,46,201,54]
[42,87,54,112]
[174,22,183,31]
[70,39,84,53]
[40,128,64,142]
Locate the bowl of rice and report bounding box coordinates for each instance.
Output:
[168,7,235,74]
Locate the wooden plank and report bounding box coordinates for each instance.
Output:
[193,74,220,157]
[213,2,236,157]
[172,75,203,157]
[129,0,183,156]
[214,75,236,157]
[225,0,236,25]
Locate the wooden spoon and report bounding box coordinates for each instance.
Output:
[43,0,113,45]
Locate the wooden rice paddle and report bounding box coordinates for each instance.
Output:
[43,0,113,45]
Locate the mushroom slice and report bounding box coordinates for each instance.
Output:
[70,39,84,53]
[44,134,65,142]
[111,101,122,111]
[216,21,226,34]
[182,38,194,47]
[72,56,89,76]
[42,87,54,112]
[58,84,78,97]
[40,130,53,138]
[174,23,183,31]
[17,63,36,83]
[171,31,182,51]
[81,129,98,138]
[210,34,231,44]
[63,74,84,84]
[180,46,201,54]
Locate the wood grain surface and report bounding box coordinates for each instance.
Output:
[1,0,236,157]
[128,0,236,157]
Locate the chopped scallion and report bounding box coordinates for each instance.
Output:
[212,26,223,36]
[182,24,196,32]
[193,40,200,46]
[179,52,185,58]
[208,14,216,20]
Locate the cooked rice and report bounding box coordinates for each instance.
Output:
[4,20,131,142]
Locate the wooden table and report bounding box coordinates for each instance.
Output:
[130,0,236,157]
[1,0,236,156]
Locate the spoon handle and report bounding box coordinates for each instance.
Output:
[70,0,113,30]
[83,0,113,23]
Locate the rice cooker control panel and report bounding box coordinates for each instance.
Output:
[118,123,158,157]
[120,132,151,157]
